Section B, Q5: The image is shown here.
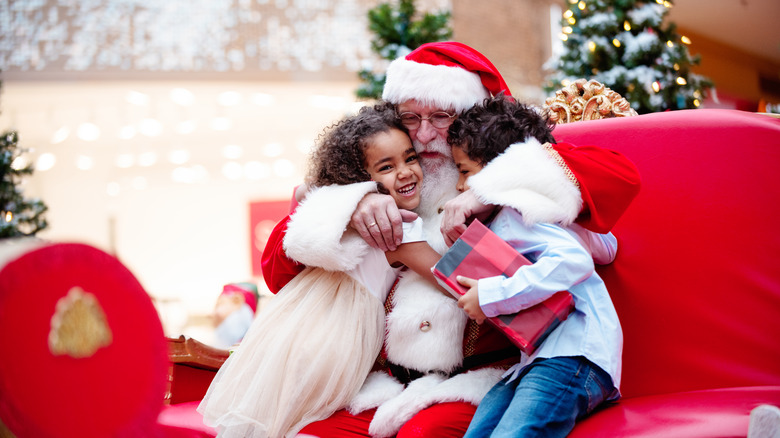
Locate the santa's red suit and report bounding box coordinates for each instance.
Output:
[262,42,640,438]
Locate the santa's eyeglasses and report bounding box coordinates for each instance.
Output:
[397,111,456,130]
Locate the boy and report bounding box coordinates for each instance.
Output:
[448,95,622,437]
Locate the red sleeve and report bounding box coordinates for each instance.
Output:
[552,142,641,233]
[260,215,305,294]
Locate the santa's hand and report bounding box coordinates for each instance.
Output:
[456,276,487,324]
[441,190,491,246]
[350,192,415,251]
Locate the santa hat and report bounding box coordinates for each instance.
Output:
[221,282,259,313]
[382,41,511,113]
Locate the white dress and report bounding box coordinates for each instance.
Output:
[198,219,426,438]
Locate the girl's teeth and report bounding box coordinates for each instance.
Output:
[398,184,415,194]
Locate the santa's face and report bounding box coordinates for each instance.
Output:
[397,100,455,175]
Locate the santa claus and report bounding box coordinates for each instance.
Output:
[262,42,640,437]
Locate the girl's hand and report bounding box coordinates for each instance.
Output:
[456,275,487,324]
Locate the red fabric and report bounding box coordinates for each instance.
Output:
[406,42,511,98]
[568,386,780,438]
[158,402,216,437]
[554,109,780,398]
[260,214,303,293]
[551,142,641,233]
[299,402,477,438]
[0,243,169,438]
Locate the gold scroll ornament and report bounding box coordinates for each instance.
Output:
[545,79,638,124]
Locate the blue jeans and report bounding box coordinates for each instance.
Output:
[463,356,616,438]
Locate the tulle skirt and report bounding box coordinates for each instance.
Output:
[198,267,385,438]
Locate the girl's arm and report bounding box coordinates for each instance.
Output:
[385,242,452,298]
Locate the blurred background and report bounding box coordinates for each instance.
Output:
[1,0,778,346]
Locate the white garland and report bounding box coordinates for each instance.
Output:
[622,31,660,62]
[627,3,666,27]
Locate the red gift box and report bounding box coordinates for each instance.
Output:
[433,219,575,354]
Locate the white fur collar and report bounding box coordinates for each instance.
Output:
[467,138,582,226]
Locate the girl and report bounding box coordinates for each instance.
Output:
[198,103,442,438]
[447,95,622,438]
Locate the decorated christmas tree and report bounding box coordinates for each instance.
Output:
[356,0,452,100]
[545,0,713,114]
[0,129,48,238]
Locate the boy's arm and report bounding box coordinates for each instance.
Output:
[478,211,595,317]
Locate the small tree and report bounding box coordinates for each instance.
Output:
[0,130,48,238]
[356,0,452,100]
[545,0,713,114]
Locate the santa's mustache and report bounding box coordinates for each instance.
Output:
[413,137,453,159]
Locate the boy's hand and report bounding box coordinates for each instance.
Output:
[456,275,487,324]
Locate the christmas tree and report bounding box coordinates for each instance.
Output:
[356,0,452,100]
[0,130,48,238]
[545,0,713,114]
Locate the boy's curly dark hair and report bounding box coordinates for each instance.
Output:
[447,93,556,166]
[306,102,406,187]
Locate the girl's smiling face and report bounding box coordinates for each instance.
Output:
[363,128,424,210]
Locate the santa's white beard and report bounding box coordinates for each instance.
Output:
[414,138,460,221]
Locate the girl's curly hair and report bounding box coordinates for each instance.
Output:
[305,102,406,188]
[447,93,556,166]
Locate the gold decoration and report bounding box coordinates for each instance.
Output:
[542,142,580,190]
[544,79,638,124]
[49,287,112,358]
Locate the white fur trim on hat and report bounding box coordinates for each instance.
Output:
[467,138,582,226]
[283,181,376,271]
[382,57,489,113]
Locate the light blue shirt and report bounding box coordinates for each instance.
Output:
[477,207,622,397]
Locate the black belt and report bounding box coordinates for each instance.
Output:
[387,347,520,385]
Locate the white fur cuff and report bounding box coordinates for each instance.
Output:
[283,182,376,271]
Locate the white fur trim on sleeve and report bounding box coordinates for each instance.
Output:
[283,182,376,271]
[467,138,582,226]
[347,371,405,415]
[367,368,504,437]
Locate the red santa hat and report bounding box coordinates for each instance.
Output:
[221,282,259,313]
[382,41,511,113]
